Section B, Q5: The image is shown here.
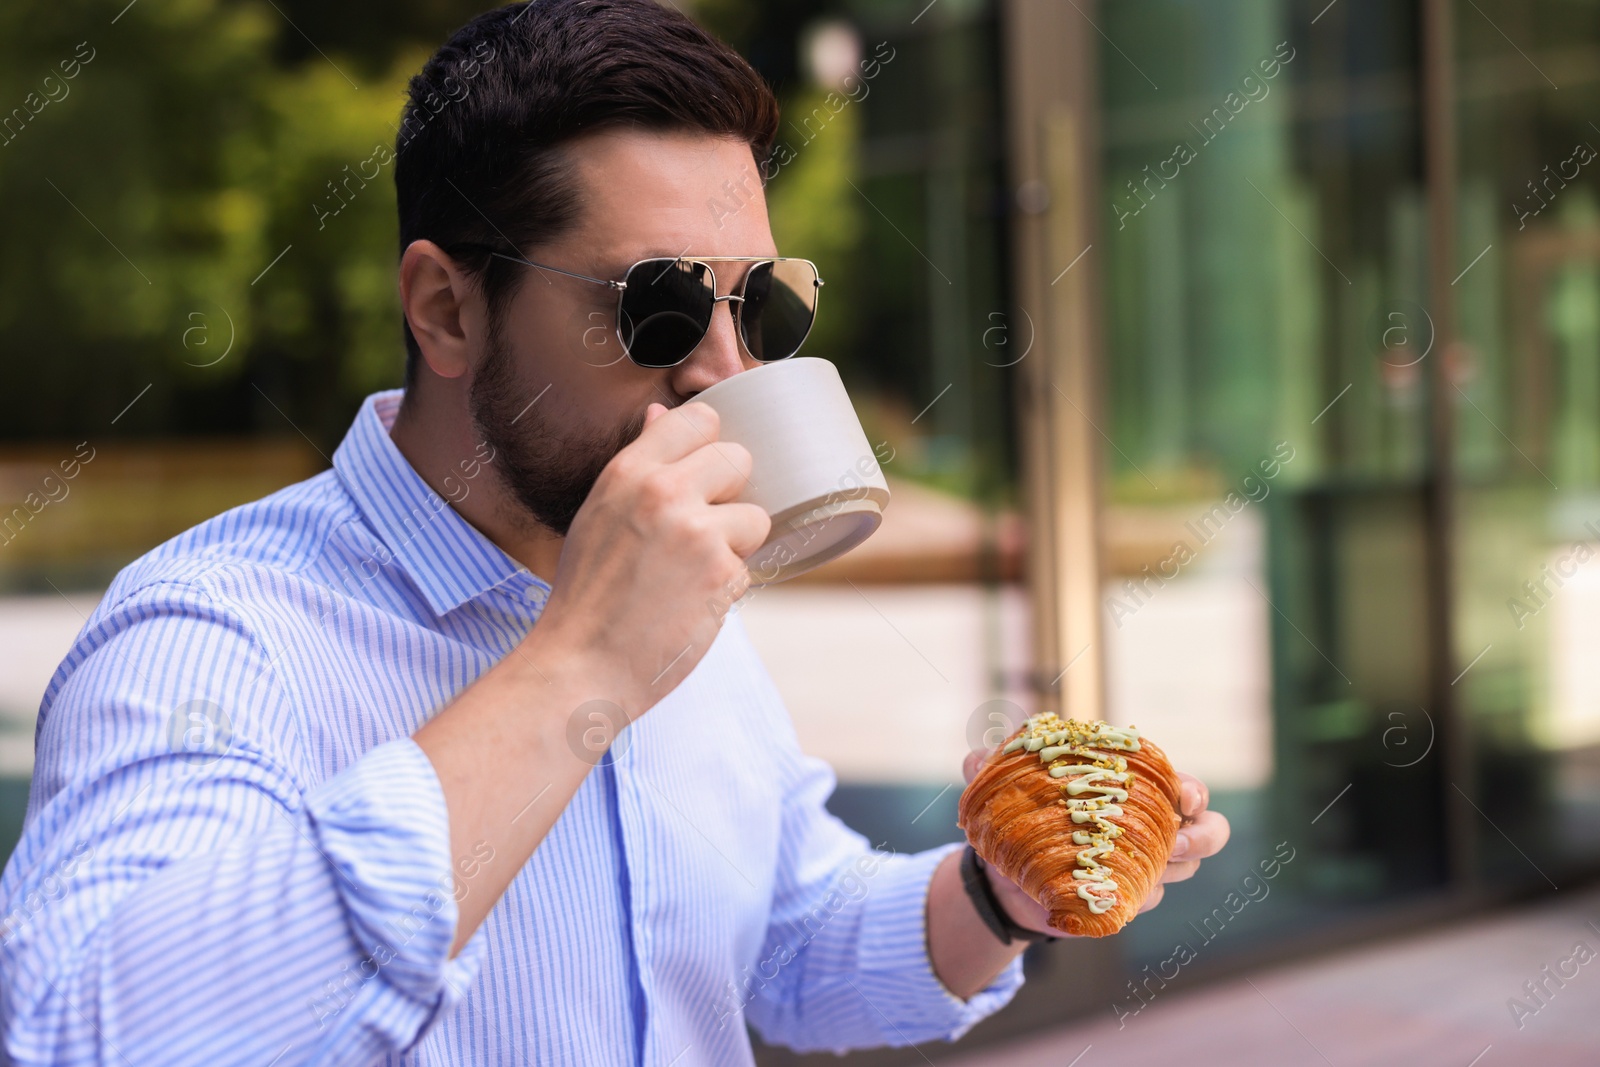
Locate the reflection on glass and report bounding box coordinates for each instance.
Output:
[1096,0,1454,968]
[1454,0,1600,881]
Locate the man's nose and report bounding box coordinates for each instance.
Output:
[670,296,754,397]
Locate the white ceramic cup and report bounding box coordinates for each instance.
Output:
[691,357,890,585]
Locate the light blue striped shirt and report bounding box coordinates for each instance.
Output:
[0,389,1024,1066]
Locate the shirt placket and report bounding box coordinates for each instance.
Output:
[608,724,660,1066]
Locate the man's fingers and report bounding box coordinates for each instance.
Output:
[705,501,772,562]
[626,400,722,466]
[962,748,986,784]
[1160,858,1201,884]
[1137,882,1166,914]
[1171,809,1229,861]
[1178,772,1210,820]
[673,439,757,506]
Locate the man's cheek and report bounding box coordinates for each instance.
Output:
[566,304,626,367]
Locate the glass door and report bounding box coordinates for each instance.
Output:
[1094,0,1452,968]
[1452,0,1600,889]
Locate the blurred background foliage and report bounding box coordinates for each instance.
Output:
[0,0,1017,509]
[2,0,407,444]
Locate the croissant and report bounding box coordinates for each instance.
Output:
[957,712,1183,937]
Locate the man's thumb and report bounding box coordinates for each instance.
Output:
[962,747,987,785]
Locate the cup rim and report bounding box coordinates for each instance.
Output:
[690,356,834,407]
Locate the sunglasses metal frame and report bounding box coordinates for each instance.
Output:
[482,249,824,368]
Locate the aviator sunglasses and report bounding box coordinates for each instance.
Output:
[457,244,824,369]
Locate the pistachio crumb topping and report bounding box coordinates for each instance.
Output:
[999,712,1143,915]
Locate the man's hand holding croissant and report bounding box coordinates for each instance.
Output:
[960,743,1232,939]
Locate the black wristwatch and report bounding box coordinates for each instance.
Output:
[959,844,1059,945]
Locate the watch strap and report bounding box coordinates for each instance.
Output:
[958,844,1059,945]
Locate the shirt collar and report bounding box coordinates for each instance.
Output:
[332,389,551,617]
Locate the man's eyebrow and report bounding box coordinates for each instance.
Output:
[641,243,695,264]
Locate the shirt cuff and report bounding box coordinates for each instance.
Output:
[855,841,1027,1043]
[303,736,485,1048]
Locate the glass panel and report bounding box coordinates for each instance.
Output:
[1098,0,1444,973]
[1453,0,1600,887]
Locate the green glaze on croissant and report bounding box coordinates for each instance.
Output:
[957,713,1182,937]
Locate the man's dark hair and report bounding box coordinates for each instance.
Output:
[394,0,781,388]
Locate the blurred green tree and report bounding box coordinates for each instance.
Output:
[766,84,866,382]
[0,0,454,447]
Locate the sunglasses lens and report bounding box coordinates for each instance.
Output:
[618,259,715,368]
[739,260,818,362]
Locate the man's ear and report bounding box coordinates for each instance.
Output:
[399,240,477,379]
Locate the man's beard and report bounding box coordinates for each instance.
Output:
[469,318,648,538]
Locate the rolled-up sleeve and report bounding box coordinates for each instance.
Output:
[0,580,482,1067]
[743,723,1025,1053]
[853,841,1026,1036]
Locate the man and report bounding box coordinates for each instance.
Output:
[0,2,1228,1064]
